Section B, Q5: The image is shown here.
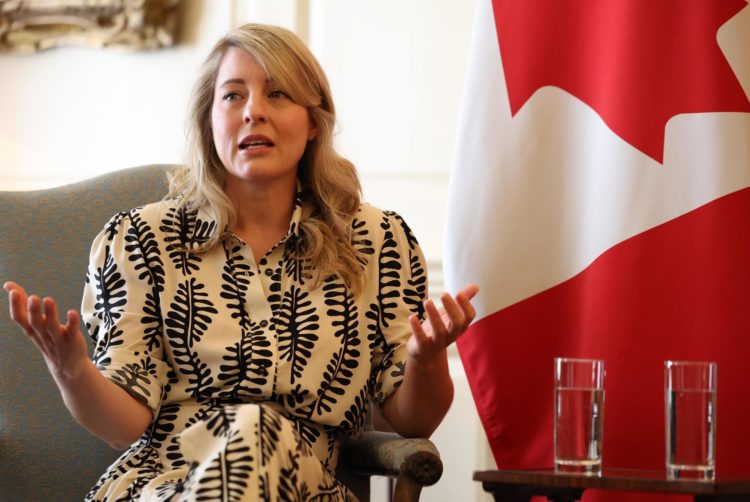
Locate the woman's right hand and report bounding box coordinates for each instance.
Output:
[5,281,152,449]
[4,281,89,383]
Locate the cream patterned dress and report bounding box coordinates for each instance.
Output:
[81,194,426,501]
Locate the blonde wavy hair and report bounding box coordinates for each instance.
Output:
[168,23,364,294]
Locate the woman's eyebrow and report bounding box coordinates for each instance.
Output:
[217,77,273,88]
[218,78,245,88]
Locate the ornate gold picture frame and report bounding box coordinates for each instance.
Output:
[0,0,180,53]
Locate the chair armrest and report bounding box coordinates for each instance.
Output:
[341,431,443,487]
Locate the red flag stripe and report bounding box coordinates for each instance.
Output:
[459,187,750,499]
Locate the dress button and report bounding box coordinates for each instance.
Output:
[260,320,269,328]
[265,268,273,277]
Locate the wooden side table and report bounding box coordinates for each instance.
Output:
[474,468,750,502]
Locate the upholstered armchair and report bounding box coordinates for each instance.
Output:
[0,165,442,502]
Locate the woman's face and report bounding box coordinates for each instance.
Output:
[211,47,317,189]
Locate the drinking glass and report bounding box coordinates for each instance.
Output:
[554,357,605,474]
[665,361,717,481]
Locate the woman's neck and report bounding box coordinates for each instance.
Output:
[225,176,297,261]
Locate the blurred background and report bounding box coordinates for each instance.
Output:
[0,1,496,500]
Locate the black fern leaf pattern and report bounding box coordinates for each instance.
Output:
[165,436,187,468]
[92,326,124,367]
[159,206,216,275]
[322,426,339,470]
[124,209,165,292]
[284,235,313,285]
[147,402,179,450]
[109,356,160,402]
[193,430,253,502]
[112,446,161,502]
[307,279,361,418]
[295,418,321,449]
[140,288,163,352]
[259,406,283,467]
[311,469,352,502]
[166,278,217,348]
[148,371,180,450]
[93,246,127,330]
[277,286,320,384]
[310,483,351,502]
[259,471,270,502]
[371,348,402,403]
[376,215,402,330]
[403,249,427,318]
[341,385,369,435]
[267,259,284,316]
[278,383,311,415]
[165,278,219,399]
[350,217,374,270]
[85,442,139,500]
[204,405,238,438]
[183,404,212,432]
[364,302,384,353]
[218,321,274,399]
[104,211,129,241]
[277,450,310,502]
[221,241,254,330]
[385,210,419,250]
[86,322,99,350]
[154,461,198,501]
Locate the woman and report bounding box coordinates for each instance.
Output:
[5,24,477,501]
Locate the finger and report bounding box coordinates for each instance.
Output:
[64,309,82,340]
[409,314,430,347]
[456,293,477,331]
[4,281,25,293]
[27,295,49,338]
[26,295,53,352]
[440,293,466,335]
[43,297,63,338]
[424,299,448,340]
[456,283,479,301]
[7,288,31,329]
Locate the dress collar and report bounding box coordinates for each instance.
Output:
[219,181,304,247]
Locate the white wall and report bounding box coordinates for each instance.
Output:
[0,1,495,500]
[0,1,227,188]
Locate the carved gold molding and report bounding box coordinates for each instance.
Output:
[0,0,180,53]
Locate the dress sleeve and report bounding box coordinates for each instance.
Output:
[370,210,428,409]
[81,210,169,417]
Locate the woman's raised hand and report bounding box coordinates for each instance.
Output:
[4,281,89,383]
[406,284,479,365]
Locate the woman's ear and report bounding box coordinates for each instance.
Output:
[308,123,318,141]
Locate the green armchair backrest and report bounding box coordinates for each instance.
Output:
[0,165,173,500]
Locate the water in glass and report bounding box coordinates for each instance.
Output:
[554,387,604,474]
[666,388,716,480]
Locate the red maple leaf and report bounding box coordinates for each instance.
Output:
[492,0,750,163]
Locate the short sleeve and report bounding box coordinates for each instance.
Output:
[369,210,428,408]
[81,210,169,417]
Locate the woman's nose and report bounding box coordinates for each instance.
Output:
[243,96,267,124]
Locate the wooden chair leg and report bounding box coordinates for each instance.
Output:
[392,470,423,502]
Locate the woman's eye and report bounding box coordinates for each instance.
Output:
[223,92,241,101]
[268,90,288,99]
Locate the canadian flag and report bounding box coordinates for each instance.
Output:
[445,0,750,500]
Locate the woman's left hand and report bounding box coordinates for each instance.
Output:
[406,284,479,365]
